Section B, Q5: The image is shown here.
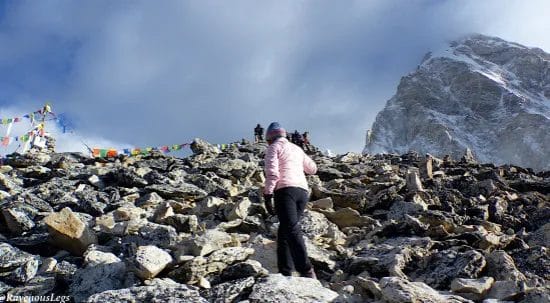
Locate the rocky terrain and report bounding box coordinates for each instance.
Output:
[364,34,550,171]
[0,137,548,302]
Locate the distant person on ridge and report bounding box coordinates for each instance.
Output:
[302,131,311,152]
[263,122,318,279]
[291,130,299,144]
[254,124,264,143]
[292,130,304,149]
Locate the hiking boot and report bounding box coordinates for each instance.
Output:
[300,268,317,279]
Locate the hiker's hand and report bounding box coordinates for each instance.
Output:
[263,194,275,216]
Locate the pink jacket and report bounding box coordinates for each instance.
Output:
[263,137,317,195]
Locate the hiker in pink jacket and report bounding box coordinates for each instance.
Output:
[263,122,318,279]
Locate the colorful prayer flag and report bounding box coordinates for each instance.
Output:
[107,149,118,158]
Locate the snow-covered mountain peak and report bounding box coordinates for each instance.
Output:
[365,34,550,171]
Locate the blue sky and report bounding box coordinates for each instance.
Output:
[0,0,549,154]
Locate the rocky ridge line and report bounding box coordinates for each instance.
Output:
[0,137,548,302]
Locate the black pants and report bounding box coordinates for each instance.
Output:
[274,186,312,276]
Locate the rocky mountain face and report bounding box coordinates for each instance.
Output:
[364,34,550,171]
[0,138,548,302]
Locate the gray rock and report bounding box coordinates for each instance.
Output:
[519,286,550,303]
[247,234,278,273]
[135,192,165,213]
[388,200,427,221]
[132,245,173,280]
[410,249,486,289]
[225,197,252,221]
[9,257,40,283]
[133,222,179,248]
[146,183,207,200]
[218,259,268,282]
[193,196,226,216]
[486,280,526,301]
[406,169,424,192]
[163,214,199,233]
[5,275,56,298]
[248,274,339,303]
[53,260,78,283]
[379,276,473,303]
[70,261,129,302]
[309,197,334,210]
[0,280,10,293]
[461,148,478,164]
[2,208,35,235]
[38,257,57,274]
[313,187,367,210]
[170,247,254,284]
[304,237,337,272]
[86,284,208,303]
[113,168,148,188]
[84,246,121,266]
[185,229,234,256]
[299,210,346,245]
[203,276,255,303]
[0,243,39,283]
[349,239,425,279]
[451,277,494,295]
[528,222,550,247]
[485,250,526,281]
[88,175,105,188]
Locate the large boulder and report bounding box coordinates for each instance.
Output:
[183,229,235,256]
[248,274,339,303]
[247,235,278,273]
[70,258,130,302]
[43,207,98,255]
[409,249,486,289]
[86,284,208,303]
[379,277,473,303]
[451,277,494,301]
[132,245,174,280]
[485,250,526,281]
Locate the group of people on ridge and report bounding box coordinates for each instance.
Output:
[255,124,312,152]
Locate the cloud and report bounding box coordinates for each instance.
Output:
[0,0,548,154]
